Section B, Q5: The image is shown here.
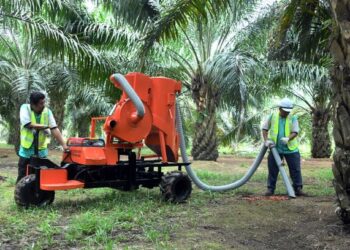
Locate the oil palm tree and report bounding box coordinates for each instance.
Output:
[0,32,48,152]
[142,0,241,54]
[65,85,114,137]
[329,0,350,222]
[271,0,350,219]
[269,0,333,158]
[271,0,331,63]
[157,2,266,160]
[219,106,264,148]
[0,30,85,152]
[0,0,150,151]
[274,60,332,158]
[0,0,137,82]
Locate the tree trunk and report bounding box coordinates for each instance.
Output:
[6,106,21,155]
[77,117,90,138]
[311,109,331,158]
[191,73,219,161]
[50,101,65,131]
[7,120,20,155]
[330,0,350,216]
[48,98,66,149]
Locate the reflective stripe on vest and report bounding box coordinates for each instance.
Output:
[20,105,50,150]
[268,112,298,151]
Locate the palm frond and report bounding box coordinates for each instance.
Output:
[100,0,160,30]
[141,0,235,54]
[274,0,301,47]
[65,84,114,136]
[1,0,86,22]
[271,0,331,63]
[270,59,331,111]
[63,21,139,49]
[219,109,263,145]
[204,48,263,109]
[271,59,329,84]
[0,10,116,81]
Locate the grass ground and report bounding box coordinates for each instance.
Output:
[0,146,349,249]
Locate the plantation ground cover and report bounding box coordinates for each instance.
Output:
[0,148,349,249]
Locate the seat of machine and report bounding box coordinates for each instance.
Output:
[41,180,84,191]
[67,137,105,147]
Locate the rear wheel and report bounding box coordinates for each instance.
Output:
[14,174,55,207]
[336,207,350,224]
[160,171,192,203]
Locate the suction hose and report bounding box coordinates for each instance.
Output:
[270,147,296,197]
[109,73,295,197]
[111,73,145,118]
[176,103,296,197]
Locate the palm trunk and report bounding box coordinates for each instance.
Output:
[190,74,219,161]
[311,109,331,158]
[48,99,66,148]
[330,0,350,214]
[50,101,65,131]
[6,106,21,155]
[77,117,90,137]
[7,120,20,155]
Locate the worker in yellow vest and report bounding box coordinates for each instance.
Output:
[17,91,68,183]
[262,97,305,196]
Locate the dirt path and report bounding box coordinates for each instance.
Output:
[171,195,350,249]
[170,156,345,249]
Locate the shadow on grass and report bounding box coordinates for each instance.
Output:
[50,188,165,212]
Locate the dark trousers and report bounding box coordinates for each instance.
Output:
[17,157,30,183]
[267,151,303,191]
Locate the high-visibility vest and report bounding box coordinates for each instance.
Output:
[20,105,50,150]
[268,112,298,151]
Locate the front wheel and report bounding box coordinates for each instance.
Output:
[14,174,55,207]
[160,171,192,203]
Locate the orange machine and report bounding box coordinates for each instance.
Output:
[15,73,192,207]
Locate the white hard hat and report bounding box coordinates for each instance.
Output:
[278,97,293,112]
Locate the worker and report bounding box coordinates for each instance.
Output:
[17,91,68,183]
[261,97,305,196]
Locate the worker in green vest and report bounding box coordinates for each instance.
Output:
[17,91,68,183]
[262,97,305,196]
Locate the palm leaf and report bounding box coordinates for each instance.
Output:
[100,0,160,31]
[141,0,236,54]
[204,48,263,109]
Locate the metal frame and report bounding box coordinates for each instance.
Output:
[27,153,189,191]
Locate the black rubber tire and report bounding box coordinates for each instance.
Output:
[160,171,192,203]
[14,174,55,207]
[336,207,350,224]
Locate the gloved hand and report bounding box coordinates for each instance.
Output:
[280,137,289,145]
[264,140,274,148]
